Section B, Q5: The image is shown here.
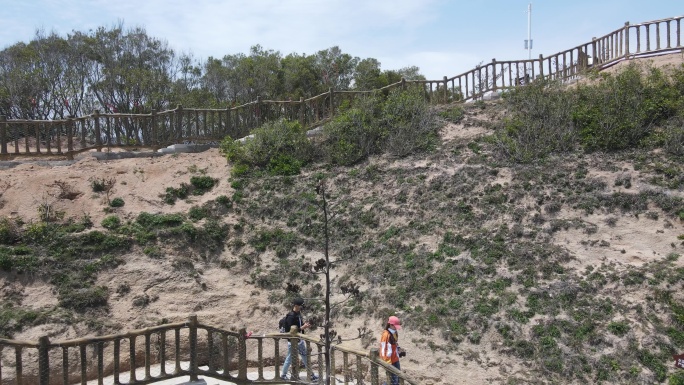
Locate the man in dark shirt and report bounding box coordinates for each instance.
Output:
[280,297,318,381]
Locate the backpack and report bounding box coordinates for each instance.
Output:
[278,316,288,333]
[278,311,295,333]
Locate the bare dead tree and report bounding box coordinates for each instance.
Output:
[301,180,364,385]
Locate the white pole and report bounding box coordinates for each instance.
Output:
[527,3,532,60]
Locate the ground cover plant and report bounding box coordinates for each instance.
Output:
[2,63,684,383]
[214,69,684,383]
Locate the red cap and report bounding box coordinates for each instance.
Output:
[388,316,402,330]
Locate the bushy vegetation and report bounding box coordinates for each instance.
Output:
[322,95,385,165]
[162,176,219,204]
[322,87,438,165]
[221,119,313,176]
[496,63,684,162]
[5,60,684,384]
[221,88,438,171]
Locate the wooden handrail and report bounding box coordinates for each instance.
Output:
[0,316,419,385]
[1,15,682,160]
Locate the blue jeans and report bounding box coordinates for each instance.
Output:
[281,340,308,377]
[389,361,401,385]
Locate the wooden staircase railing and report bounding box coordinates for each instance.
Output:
[0,315,418,385]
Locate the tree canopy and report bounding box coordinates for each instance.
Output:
[0,24,425,119]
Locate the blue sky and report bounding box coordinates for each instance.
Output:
[0,0,681,80]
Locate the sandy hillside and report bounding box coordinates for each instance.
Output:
[0,53,683,385]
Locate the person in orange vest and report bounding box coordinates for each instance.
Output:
[379,316,405,385]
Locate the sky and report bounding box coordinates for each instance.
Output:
[0,0,682,80]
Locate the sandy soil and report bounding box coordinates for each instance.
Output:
[0,53,683,385]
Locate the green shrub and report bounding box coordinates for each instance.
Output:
[637,349,667,382]
[439,105,465,123]
[268,154,303,176]
[136,212,185,229]
[216,195,232,208]
[188,206,208,221]
[663,116,684,156]
[0,305,46,338]
[109,197,125,207]
[190,176,218,194]
[91,178,106,192]
[101,216,121,230]
[0,217,19,245]
[574,64,678,151]
[322,95,384,165]
[607,320,630,336]
[143,246,164,258]
[496,78,576,162]
[220,119,313,176]
[163,183,191,205]
[66,231,130,255]
[670,370,684,385]
[0,249,38,274]
[59,286,108,311]
[381,87,439,157]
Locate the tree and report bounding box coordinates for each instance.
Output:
[315,46,359,91]
[281,53,322,99]
[0,41,44,119]
[302,181,363,385]
[354,58,383,90]
[84,23,175,114]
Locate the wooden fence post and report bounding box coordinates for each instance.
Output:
[624,22,631,57]
[538,54,544,78]
[443,76,449,101]
[0,115,6,155]
[238,328,248,381]
[34,122,41,154]
[289,325,300,380]
[150,109,157,146]
[66,116,74,155]
[16,346,23,385]
[592,37,598,66]
[299,97,305,128]
[369,349,380,385]
[188,315,199,382]
[329,88,334,119]
[490,60,497,91]
[401,77,406,91]
[256,96,261,127]
[38,336,50,385]
[226,106,232,137]
[176,105,183,141]
[93,110,102,149]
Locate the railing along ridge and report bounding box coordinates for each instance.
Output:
[1,15,683,160]
[0,315,417,385]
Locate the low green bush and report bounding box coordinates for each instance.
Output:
[381,87,439,157]
[220,119,313,176]
[190,176,218,194]
[495,78,576,162]
[109,197,125,207]
[662,116,684,156]
[163,183,191,205]
[188,206,208,221]
[0,217,19,245]
[136,212,185,229]
[439,105,465,123]
[573,64,679,151]
[59,286,109,311]
[322,95,384,166]
[101,216,121,230]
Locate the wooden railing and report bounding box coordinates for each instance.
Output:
[0,87,367,160]
[1,15,682,160]
[413,15,684,102]
[0,315,418,385]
